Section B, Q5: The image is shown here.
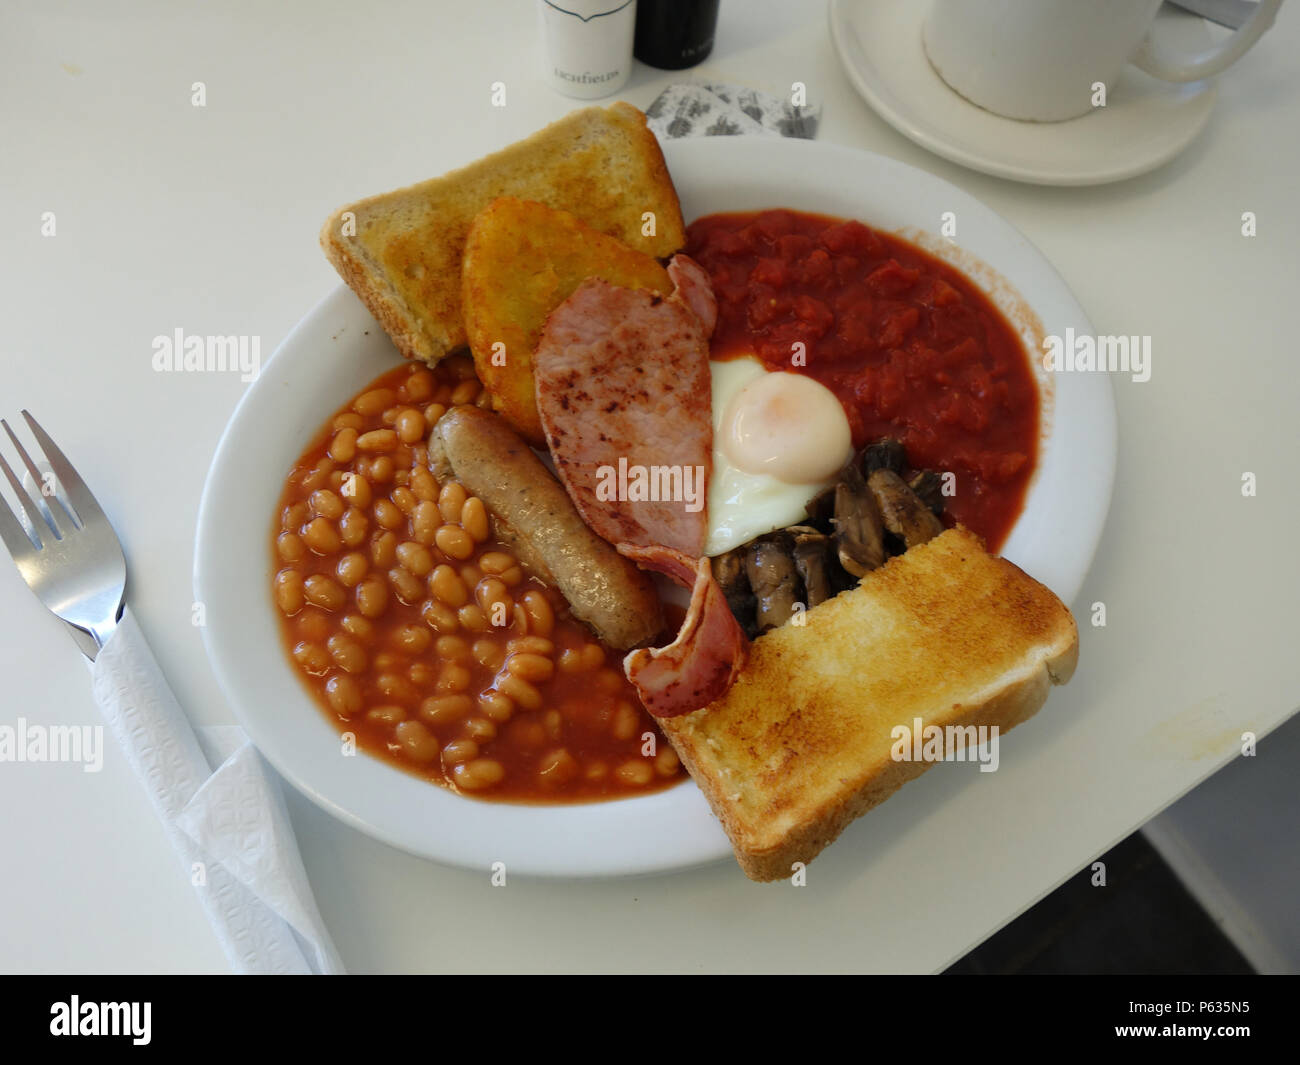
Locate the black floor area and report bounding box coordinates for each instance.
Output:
[945,832,1254,974]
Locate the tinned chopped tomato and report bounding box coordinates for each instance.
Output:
[686,209,1039,550]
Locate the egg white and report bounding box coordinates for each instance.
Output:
[705,357,844,557]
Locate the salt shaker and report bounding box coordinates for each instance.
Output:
[538,0,638,99]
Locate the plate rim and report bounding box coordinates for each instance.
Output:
[194,135,1116,877]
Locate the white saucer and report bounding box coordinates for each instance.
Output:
[829,0,1217,185]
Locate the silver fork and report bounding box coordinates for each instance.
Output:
[0,410,343,973]
[0,411,125,659]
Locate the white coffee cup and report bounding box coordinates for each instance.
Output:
[923,0,1282,122]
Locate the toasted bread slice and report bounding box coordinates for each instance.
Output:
[462,197,672,446]
[320,103,684,367]
[661,527,1078,882]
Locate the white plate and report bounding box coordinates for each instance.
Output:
[829,0,1216,186]
[194,136,1116,878]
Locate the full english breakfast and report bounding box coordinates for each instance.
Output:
[270,102,1077,879]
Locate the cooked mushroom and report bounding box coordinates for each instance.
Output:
[718,438,950,636]
[803,482,837,533]
[868,468,944,547]
[908,470,946,517]
[744,538,800,633]
[712,549,759,640]
[832,465,886,577]
[862,437,906,475]
[787,525,834,608]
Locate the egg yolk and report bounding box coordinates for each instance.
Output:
[719,371,853,484]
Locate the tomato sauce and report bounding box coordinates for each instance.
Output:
[685,210,1039,550]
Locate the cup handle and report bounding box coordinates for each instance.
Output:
[1133,0,1281,82]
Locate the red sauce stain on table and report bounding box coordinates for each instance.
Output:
[686,209,1039,551]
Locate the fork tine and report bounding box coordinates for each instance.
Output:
[0,448,49,550]
[19,411,98,529]
[1,418,71,538]
[0,470,41,558]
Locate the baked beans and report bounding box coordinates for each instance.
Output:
[336,551,367,586]
[276,532,305,563]
[460,497,489,543]
[272,362,682,801]
[342,473,371,509]
[329,428,357,463]
[338,507,368,547]
[325,673,363,716]
[354,574,389,618]
[434,524,474,561]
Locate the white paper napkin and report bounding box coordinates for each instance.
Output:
[89,607,343,974]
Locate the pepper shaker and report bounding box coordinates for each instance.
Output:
[634,0,720,70]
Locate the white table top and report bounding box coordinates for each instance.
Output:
[2,0,1296,974]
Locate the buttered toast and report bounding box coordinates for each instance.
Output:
[320,103,684,366]
[660,527,1078,882]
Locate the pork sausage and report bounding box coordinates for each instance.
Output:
[433,406,663,650]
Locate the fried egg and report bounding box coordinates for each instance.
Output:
[705,357,854,556]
